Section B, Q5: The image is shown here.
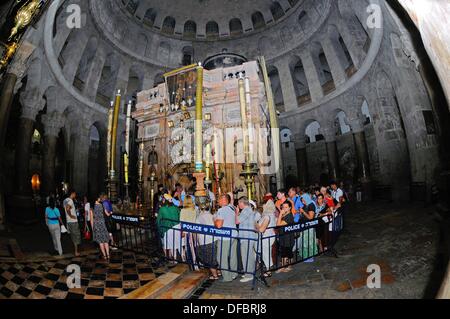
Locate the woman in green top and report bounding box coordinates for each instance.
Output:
[157,194,181,259]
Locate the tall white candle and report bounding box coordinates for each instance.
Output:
[125,100,132,156]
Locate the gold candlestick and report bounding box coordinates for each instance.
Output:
[109,90,122,202]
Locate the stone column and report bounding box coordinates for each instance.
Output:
[70,122,90,195]
[83,48,107,100]
[322,127,340,182]
[349,117,370,182]
[321,36,347,86]
[294,136,308,187]
[0,73,18,147]
[41,112,64,195]
[15,90,45,196]
[349,116,372,200]
[300,50,324,102]
[274,58,299,112]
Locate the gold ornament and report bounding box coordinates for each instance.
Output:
[0,42,19,68]
[9,0,42,41]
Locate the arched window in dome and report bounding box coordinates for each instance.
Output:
[182,46,194,66]
[290,57,311,106]
[206,21,219,40]
[143,8,157,27]
[126,0,139,15]
[270,2,285,21]
[229,18,243,36]
[73,37,98,92]
[183,20,197,39]
[96,54,120,106]
[305,121,322,144]
[251,12,266,30]
[267,65,285,113]
[162,16,176,35]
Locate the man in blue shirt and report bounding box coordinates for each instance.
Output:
[288,187,304,223]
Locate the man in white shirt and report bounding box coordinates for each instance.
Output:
[330,182,344,204]
[64,191,81,256]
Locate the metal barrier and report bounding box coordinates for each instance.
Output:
[158,209,344,290]
[158,220,260,285]
[111,214,159,256]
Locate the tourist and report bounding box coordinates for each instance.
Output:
[83,196,92,239]
[45,198,63,256]
[276,201,295,272]
[255,194,277,277]
[237,197,258,283]
[156,194,181,260]
[195,209,219,280]
[90,196,111,260]
[299,195,319,262]
[275,189,295,216]
[180,195,197,264]
[180,196,197,223]
[331,181,345,208]
[314,193,332,253]
[214,194,238,282]
[63,191,81,257]
[288,187,304,222]
[101,194,117,250]
[324,190,336,209]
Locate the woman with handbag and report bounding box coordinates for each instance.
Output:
[90,196,111,260]
[45,198,64,256]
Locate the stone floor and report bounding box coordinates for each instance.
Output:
[0,201,447,299]
[0,249,167,299]
[193,202,446,299]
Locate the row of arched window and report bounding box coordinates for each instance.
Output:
[123,0,299,39]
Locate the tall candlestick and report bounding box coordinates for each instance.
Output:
[125,100,132,156]
[244,77,255,163]
[238,77,250,164]
[138,141,144,181]
[195,65,204,173]
[110,90,122,174]
[205,143,211,182]
[106,102,113,174]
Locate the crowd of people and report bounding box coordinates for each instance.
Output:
[156,181,347,282]
[44,191,118,260]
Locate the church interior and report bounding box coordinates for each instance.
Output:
[0,0,449,300]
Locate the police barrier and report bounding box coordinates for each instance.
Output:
[159,219,260,285]
[158,209,344,289]
[111,214,159,255]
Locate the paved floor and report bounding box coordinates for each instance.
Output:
[0,249,167,299]
[193,202,445,299]
[0,202,447,299]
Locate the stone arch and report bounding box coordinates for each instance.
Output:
[182,46,194,66]
[126,64,144,103]
[73,36,98,91]
[229,18,243,36]
[136,33,148,56]
[289,55,311,105]
[311,41,335,95]
[304,120,322,144]
[270,1,285,21]
[96,52,121,104]
[206,21,219,40]
[252,11,266,30]
[143,8,157,27]
[267,65,284,111]
[162,16,176,35]
[157,41,171,66]
[183,20,197,39]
